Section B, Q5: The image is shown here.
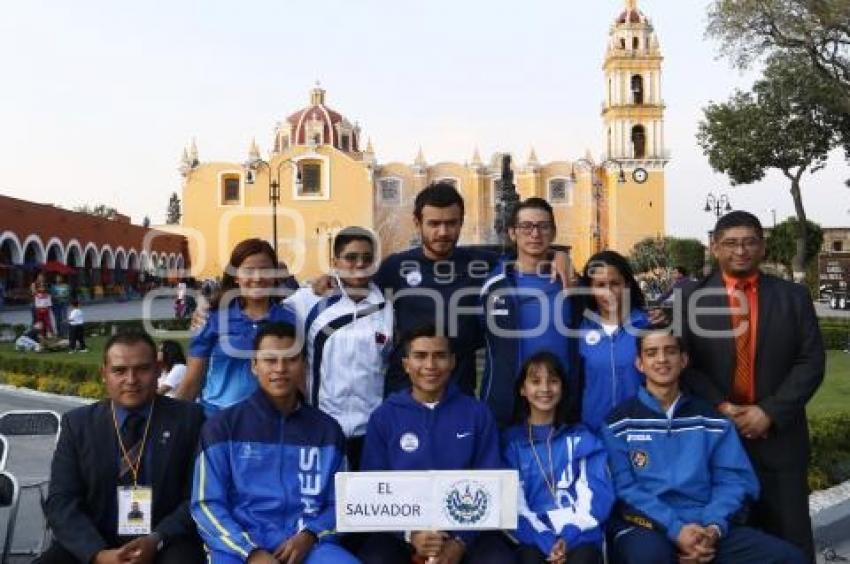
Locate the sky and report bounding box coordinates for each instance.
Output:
[0,0,848,241]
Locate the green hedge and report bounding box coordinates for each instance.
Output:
[0,356,100,381]
[821,325,850,351]
[809,413,850,490]
[0,318,190,339]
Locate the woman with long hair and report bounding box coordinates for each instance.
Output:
[573,250,649,431]
[174,238,295,415]
[503,352,613,564]
[157,339,187,396]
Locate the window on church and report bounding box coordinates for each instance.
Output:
[548,179,570,204]
[222,176,240,204]
[620,38,626,49]
[280,134,290,151]
[340,134,350,152]
[633,37,640,50]
[833,240,844,252]
[379,178,401,204]
[631,75,644,105]
[631,125,647,159]
[300,163,321,194]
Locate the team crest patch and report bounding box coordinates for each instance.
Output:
[584,330,601,346]
[443,480,492,526]
[630,449,649,469]
[405,269,423,287]
[400,432,420,452]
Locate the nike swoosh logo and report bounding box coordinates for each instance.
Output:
[456,432,472,439]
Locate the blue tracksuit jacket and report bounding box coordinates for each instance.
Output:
[361,384,502,544]
[601,388,759,542]
[479,263,577,427]
[191,390,346,560]
[502,423,614,555]
[577,309,648,431]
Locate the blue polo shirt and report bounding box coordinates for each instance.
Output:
[189,300,295,416]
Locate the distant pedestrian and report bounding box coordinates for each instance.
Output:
[67,299,87,353]
[33,285,54,337]
[15,321,46,352]
[51,275,71,337]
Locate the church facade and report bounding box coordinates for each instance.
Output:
[180,0,667,280]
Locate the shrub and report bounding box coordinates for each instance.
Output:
[77,381,106,399]
[808,413,850,490]
[36,376,80,396]
[3,373,37,389]
[821,325,850,350]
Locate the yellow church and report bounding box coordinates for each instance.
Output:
[180,0,667,281]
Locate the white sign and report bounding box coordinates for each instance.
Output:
[335,470,518,532]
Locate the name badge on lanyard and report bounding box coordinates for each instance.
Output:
[117,485,153,535]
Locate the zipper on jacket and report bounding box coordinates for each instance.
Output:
[609,333,617,411]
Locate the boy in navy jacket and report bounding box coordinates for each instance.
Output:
[359,325,513,564]
[601,327,804,564]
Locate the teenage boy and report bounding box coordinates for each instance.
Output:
[479,197,576,427]
[358,325,513,564]
[285,226,393,470]
[601,327,804,564]
[191,322,358,564]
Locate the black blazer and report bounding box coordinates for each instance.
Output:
[679,272,825,470]
[44,396,205,563]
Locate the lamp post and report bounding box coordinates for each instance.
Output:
[245,157,302,262]
[569,158,627,253]
[704,192,732,218]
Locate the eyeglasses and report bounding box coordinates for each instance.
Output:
[339,252,375,265]
[514,221,554,235]
[718,238,762,251]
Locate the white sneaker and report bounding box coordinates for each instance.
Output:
[79,348,89,353]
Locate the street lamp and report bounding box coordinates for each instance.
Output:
[245,157,303,261]
[704,192,732,218]
[568,158,627,253]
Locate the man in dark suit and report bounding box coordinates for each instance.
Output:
[679,211,825,561]
[37,331,205,564]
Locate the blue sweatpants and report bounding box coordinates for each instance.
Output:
[611,525,805,564]
[207,541,359,564]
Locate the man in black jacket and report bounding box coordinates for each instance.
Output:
[37,331,205,564]
[679,211,824,561]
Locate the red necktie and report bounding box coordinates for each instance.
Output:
[731,281,753,404]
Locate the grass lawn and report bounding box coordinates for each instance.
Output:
[808,350,850,417]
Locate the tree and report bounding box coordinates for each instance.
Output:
[707,0,850,112]
[766,218,824,273]
[74,204,118,219]
[166,192,181,225]
[142,216,151,228]
[629,237,706,277]
[697,53,844,279]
